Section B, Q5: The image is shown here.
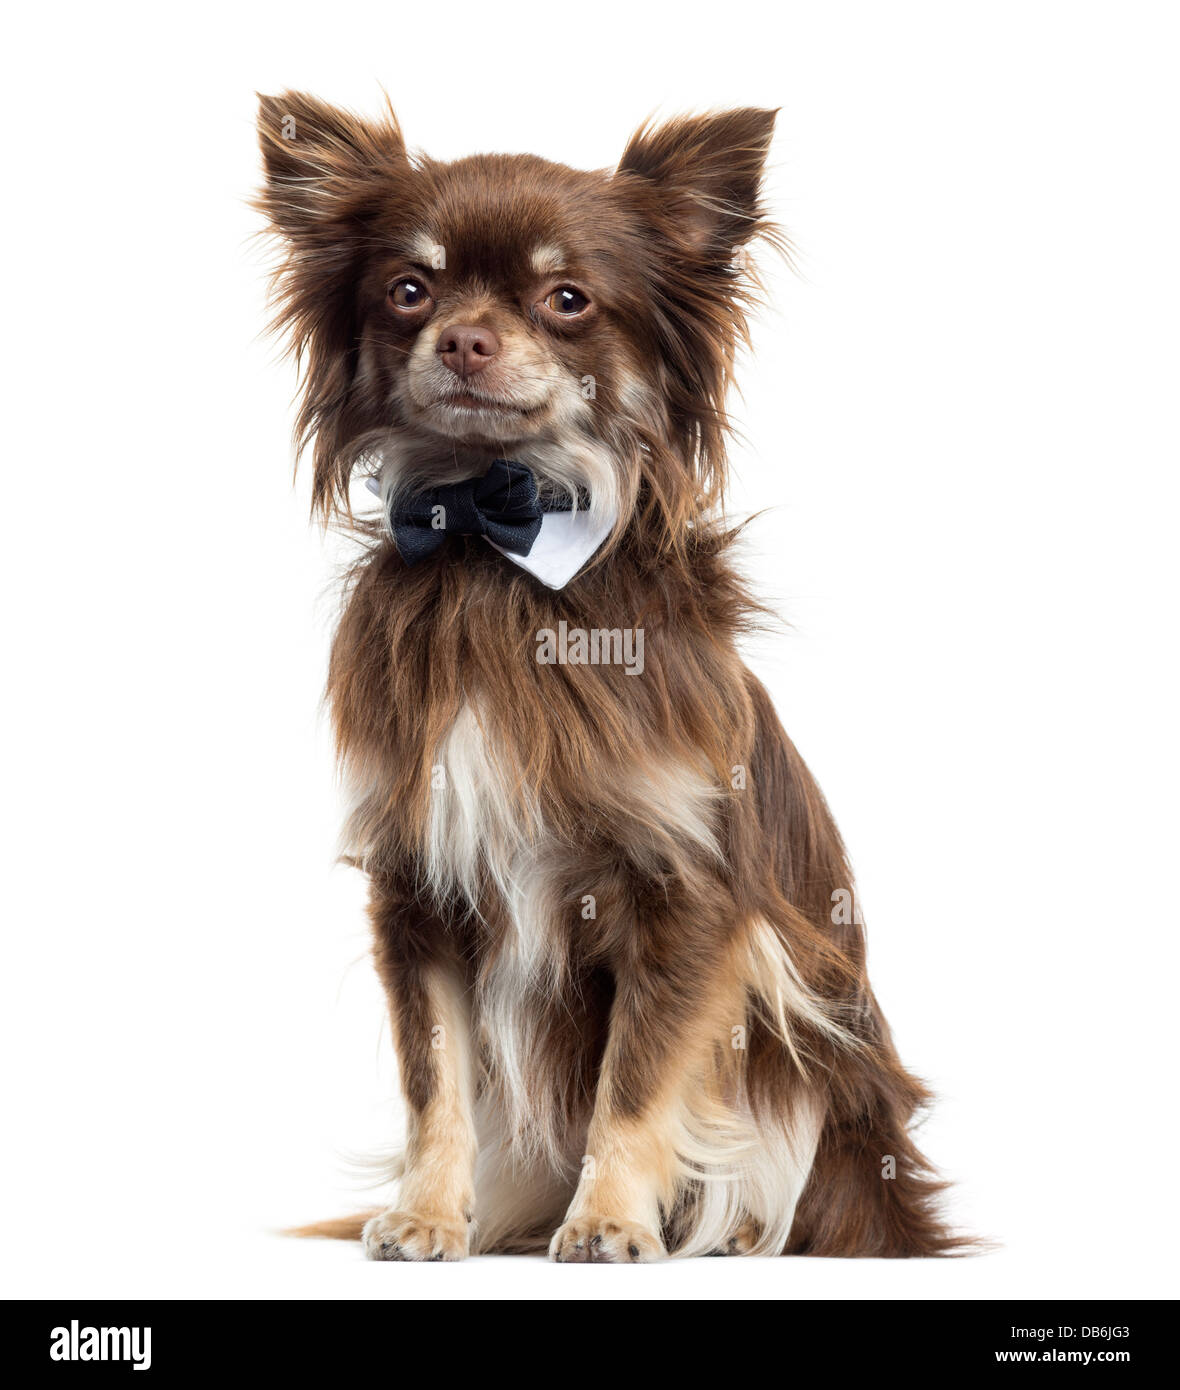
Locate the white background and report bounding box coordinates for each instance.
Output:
[2,1,1177,1301]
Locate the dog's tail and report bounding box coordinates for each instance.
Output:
[284,1212,377,1240]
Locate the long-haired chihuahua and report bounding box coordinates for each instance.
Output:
[256,92,965,1261]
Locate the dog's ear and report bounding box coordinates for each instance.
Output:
[256,90,408,238]
[256,93,410,524]
[617,108,777,256]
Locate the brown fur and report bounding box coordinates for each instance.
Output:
[259,91,968,1259]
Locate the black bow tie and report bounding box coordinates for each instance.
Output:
[387,460,581,566]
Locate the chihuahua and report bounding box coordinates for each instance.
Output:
[257,92,962,1260]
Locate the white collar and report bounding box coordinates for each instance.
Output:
[486,504,616,588]
[364,476,616,590]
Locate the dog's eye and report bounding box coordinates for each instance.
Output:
[389,278,431,311]
[544,287,590,316]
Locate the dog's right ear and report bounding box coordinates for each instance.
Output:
[256,91,407,239]
[256,93,410,524]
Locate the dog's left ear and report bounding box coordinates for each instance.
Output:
[616,108,777,255]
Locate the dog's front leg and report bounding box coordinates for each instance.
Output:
[362,875,476,1262]
[550,904,738,1263]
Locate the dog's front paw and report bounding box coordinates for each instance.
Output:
[548,1217,664,1263]
[362,1209,470,1262]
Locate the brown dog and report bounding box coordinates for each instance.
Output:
[257,92,963,1260]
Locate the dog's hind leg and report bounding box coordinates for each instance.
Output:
[784,997,970,1257]
[362,872,477,1262]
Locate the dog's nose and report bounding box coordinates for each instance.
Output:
[437,324,500,377]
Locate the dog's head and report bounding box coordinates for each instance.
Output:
[256,92,776,544]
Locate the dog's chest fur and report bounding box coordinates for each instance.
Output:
[422,698,720,917]
[424,699,548,928]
